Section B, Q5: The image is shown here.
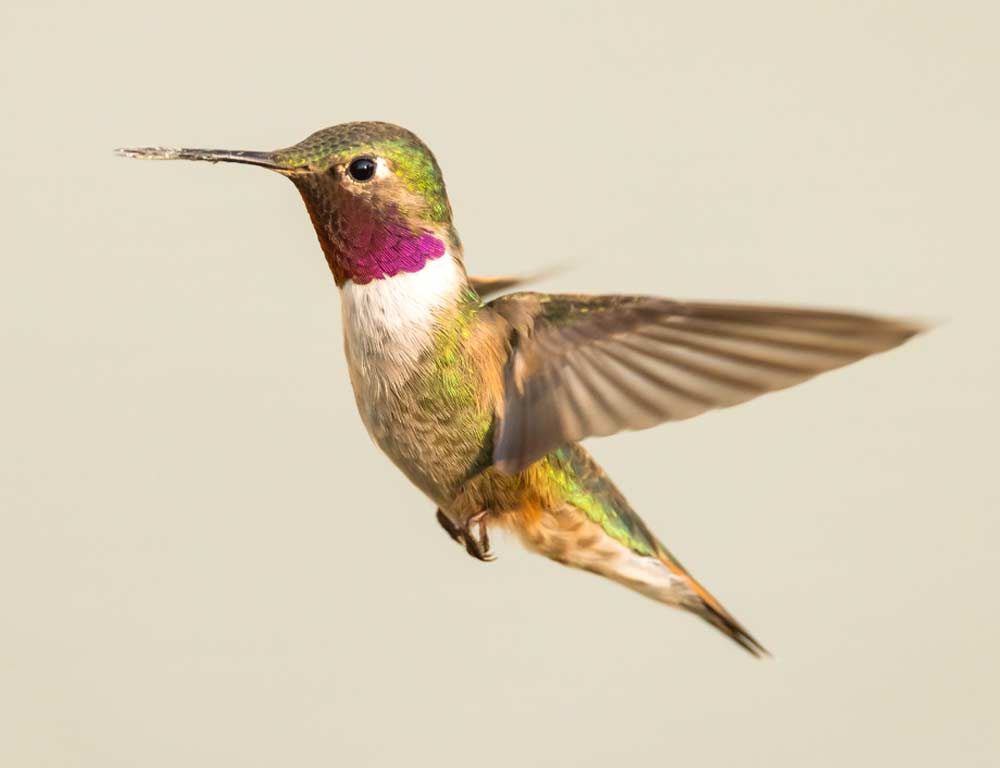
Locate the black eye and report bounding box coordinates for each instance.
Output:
[348,157,376,182]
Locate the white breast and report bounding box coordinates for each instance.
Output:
[341,252,467,382]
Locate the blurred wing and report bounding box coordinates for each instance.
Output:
[490,293,925,474]
[470,275,531,298]
[470,264,566,299]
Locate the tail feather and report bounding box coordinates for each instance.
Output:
[655,548,769,657]
[503,445,767,656]
[691,599,768,657]
[509,500,768,657]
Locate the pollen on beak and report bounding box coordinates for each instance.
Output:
[114,146,299,174]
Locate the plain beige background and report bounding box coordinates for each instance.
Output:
[2,1,997,766]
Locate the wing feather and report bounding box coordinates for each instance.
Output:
[490,293,925,474]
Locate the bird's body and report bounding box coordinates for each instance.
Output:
[341,253,500,506]
[340,247,755,645]
[118,121,925,656]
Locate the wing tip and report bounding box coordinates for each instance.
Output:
[897,315,940,338]
[862,314,934,357]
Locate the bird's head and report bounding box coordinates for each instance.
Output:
[118,122,459,285]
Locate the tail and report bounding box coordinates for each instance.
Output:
[656,546,769,657]
[510,501,767,657]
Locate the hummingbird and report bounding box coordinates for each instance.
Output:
[117,121,924,656]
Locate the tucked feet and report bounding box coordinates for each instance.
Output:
[435,509,495,562]
[435,509,464,543]
[464,511,495,562]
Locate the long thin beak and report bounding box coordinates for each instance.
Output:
[114,146,293,173]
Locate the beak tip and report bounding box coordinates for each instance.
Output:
[114,146,181,161]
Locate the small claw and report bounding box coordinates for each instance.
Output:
[436,509,464,544]
[464,511,496,562]
[463,537,495,562]
[437,508,496,562]
[464,535,496,562]
[477,519,493,557]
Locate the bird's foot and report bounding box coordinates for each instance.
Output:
[435,509,495,562]
[464,511,495,562]
[435,508,464,543]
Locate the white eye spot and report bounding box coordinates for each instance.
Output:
[375,157,392,179]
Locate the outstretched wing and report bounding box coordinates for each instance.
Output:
[489,293,924,474]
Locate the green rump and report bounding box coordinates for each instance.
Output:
[543,446,662,559]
